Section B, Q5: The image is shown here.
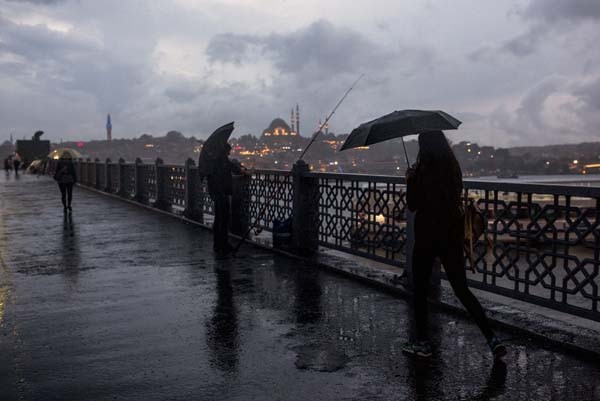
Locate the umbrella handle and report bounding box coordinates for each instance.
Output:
[401,137,410,168]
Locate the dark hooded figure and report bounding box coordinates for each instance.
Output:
[207,143,247,255]
[53,152,77,212]
[402,131,506,359]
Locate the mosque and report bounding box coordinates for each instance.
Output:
[262,104,300,139]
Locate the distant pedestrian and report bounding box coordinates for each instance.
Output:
[402,131,506,359]
[53,152,77,212]
[206,143,248,256]
[12,152,21,173]
[4,157,11,173]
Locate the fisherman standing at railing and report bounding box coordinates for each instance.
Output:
[206,143,249,257]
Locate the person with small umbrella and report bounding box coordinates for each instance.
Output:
[53,151,77,212]
[341,110,506,359]
[199,123,249,256]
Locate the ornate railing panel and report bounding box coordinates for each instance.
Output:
[314,173,408,266]
[109,163,119,193]
[121,164,136,198]
[164,164,186,210]
[97,163,106,189]
[138,164,155,204]
[249,170,293,231]
[462,181,600,319]
[87,161,95,186]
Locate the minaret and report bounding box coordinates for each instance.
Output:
[9,133,13,145]
[290,108,295,133]
[106,113,112,141]
[295,104,300,136]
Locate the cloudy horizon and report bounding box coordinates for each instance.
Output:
[1,0,599,147]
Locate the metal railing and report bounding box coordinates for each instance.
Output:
[45,158,600,321]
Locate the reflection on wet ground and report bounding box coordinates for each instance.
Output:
[1,175,599,400]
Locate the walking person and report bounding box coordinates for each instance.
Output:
[53,152,77,213]
[12,152,21,174]
[4,157,11,174]
[402,131,506,359]
[206,143,247,256]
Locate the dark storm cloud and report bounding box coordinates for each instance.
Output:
[524,0,600,22]
[207,20,405,78]
[0,14,89,62]
[0,12,149,116]
[469,0,600,61]
[498,0,600,58]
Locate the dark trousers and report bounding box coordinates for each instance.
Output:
[211,193,231,251]
[412,236,494,342]
[58,183,74,208]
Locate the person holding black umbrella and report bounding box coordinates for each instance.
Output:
[206,142,248,256]
[401,131,506,358]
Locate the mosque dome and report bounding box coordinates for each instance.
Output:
[263,118,292,137]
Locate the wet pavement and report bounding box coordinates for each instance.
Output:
[1,174,600,401]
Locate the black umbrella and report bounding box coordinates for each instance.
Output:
[198,122,235,176]
[339,110,461,167]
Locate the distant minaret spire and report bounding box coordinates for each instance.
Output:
[106,113,112,141]
[290,108,295,133]
[296,104,300,136]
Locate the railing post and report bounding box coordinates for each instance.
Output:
[118,158,126,197]
[134,157,143,202]
[292,160,319,256]
[184,158,202,222]
[153,158,166,209]
[231,174,250,236]
[105,158,111,192]
[94,158,101,189]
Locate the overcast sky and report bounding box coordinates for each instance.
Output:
[1,0,599,146]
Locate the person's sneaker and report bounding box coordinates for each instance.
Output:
[488,336,507,359]
[402,341,432,358]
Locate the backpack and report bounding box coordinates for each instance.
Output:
[463,198,493,272]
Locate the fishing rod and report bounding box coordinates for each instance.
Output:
[233,73,365,255]
[298,73,364,161]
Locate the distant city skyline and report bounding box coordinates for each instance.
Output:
[0,0,599,147]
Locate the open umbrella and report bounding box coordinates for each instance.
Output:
[339,110,461,166]
[198,122,235,176]
[48,148,83,160]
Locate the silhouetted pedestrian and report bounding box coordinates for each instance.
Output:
[12,152,21,173]
[402,131,506,359]
[4,157,11,173]
[206,143,247,256]
[53,152,77,212]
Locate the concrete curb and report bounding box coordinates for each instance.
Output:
[76,182,600,362]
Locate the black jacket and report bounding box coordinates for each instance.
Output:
[206,154,242,195]
[53,160,77,184]
[407,163,463,242]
